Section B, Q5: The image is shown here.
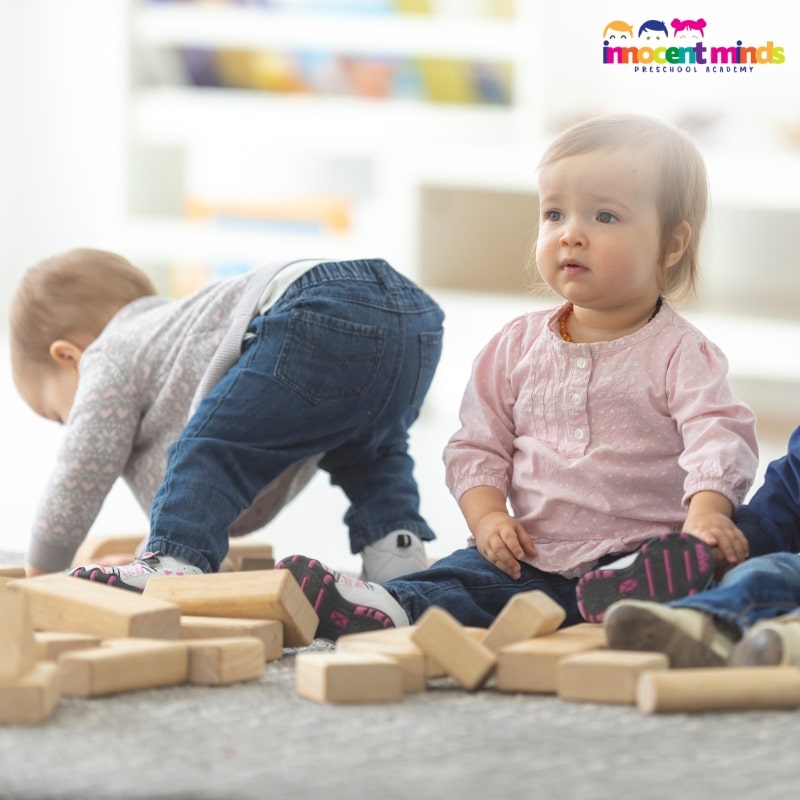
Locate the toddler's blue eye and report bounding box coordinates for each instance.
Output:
[597,211,617,223]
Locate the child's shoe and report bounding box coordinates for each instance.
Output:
[729,614,800,667]
[604,599,735,668]
[276,554,409,641]
[359,530,427,582]
[68,551,204,593]
[576,532,714,622]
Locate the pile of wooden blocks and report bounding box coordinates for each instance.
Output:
[5,534,800,723]
[0,538,311,725]
[295,588,800,714]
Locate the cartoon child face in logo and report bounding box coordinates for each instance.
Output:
[638,20,669,40]
[603,20,633,40]
[671,18,707,38]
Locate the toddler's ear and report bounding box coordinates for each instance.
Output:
[665,221,691,268]
[48,340,84,372]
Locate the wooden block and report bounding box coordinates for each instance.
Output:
[557,650,669,704]
[411,607,496,690]
[482,591,567,652]
[0,565,26,579]
[180,616,283,661]
[0,587,36,684]
[34,631,101,661]
[184,637,265,685]
[637,667,800,714]
[295,651,403,704]
[226,540,274,572]
[239,557,276,571]
[337,634,427,693]
[11,574,181,640]
[70,533,146,568]
[59,639,189,697]
[144,570,317,648]
[495,634,604,694]
[0,663,61,724]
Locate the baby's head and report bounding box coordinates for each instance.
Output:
[9,248,156,417]
[538,114,708,300]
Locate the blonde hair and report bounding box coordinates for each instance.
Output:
[9,248,157,375]
[537,114,708,301]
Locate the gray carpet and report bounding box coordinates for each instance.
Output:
[3,551,799,800]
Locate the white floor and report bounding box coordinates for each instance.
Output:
[1,289,791,573]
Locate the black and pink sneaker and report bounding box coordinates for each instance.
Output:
[276,555,409,641]
[576,533,714,623]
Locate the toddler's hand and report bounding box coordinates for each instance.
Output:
[683,511,749,567]
[473,511,537,579]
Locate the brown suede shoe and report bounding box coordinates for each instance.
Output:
[729,614,800,667]
[603,600,734,668]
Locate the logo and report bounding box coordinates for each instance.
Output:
[602,16,785,74]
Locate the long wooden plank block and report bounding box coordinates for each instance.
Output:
[59,639,189,697]
[10,574,181,639]
[637,667,800,714]
[144,570,317,647]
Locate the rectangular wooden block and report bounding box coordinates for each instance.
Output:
[557,650,669,704]
[337,634,427,693]
[70,533,146,569]
[482,591,567,652]
[411,607,497,691]
[0,565,26,579]
[0,587,37,684]
[0,662,61,724]
[185,637,265,685]
[11,574,181,640]
[59,639,189,697]
[144,570,317,648]
[637,667,800,714]
[226,539,274,572]
[295,651,403,704]
[495,634,604,694]
[180,616,283,661]
[34,631,101,662]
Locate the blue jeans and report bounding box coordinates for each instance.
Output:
[672,552,800,633]
[385,546,585,628]
[148,259,444,572]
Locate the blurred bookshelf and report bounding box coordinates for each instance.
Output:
[125,0,541,293]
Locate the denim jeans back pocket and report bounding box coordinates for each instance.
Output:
[410,329,444,413]
[275,308,387,404]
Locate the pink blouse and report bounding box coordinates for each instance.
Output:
[444,302,758,578]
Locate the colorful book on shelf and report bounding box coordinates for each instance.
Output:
[176,47,511,104]
[185,195,352,233]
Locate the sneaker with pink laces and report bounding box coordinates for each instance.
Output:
[68,551,204,593]
[276,554,409,641]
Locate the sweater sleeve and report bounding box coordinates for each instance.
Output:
[443,319,523,501]
[666,334,759,510]
[733,426,800,555]
[26,351,141,572]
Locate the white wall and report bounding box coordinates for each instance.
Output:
[0,0,128,315]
